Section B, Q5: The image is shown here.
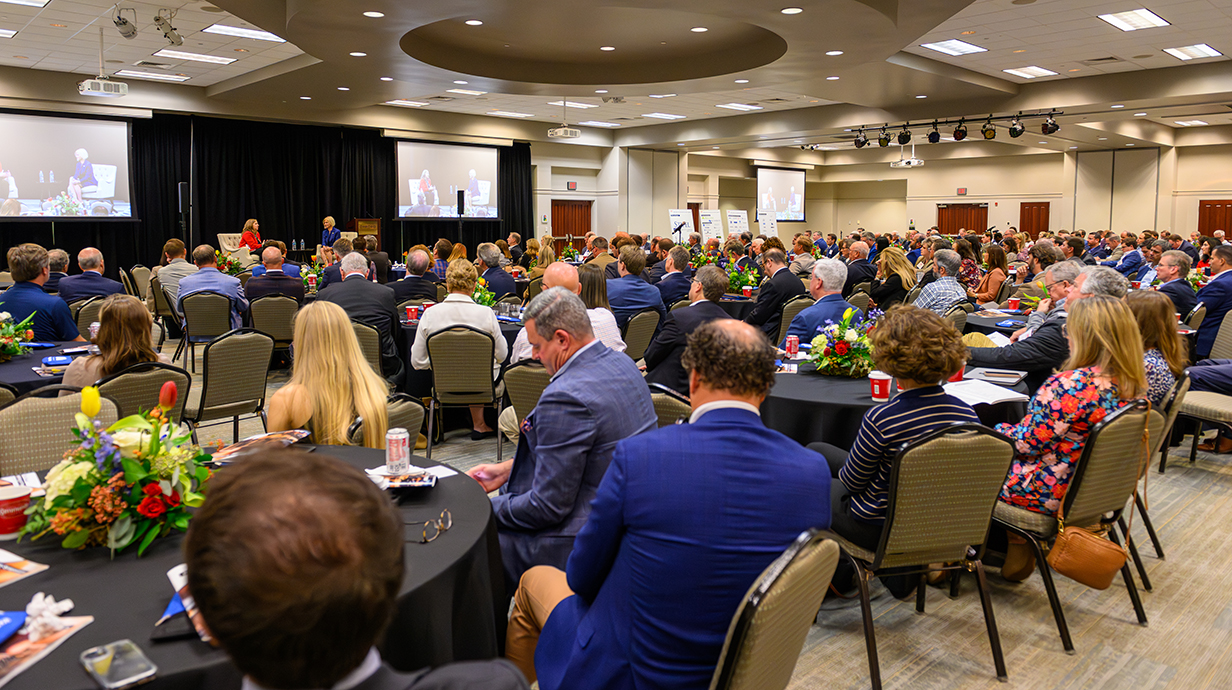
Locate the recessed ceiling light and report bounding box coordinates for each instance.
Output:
[0,0,48,7]
[919,39,986,56]
[961,30,975,35]
[154,49,237,65]
[691,27,708,32]
[380,76,393,81]
[1175,120,1208,126]
[1013,49,1026,53]
[114,70,190,82]
[49,23,66,27]
[1098,8,1169,31]
[233,48,248,53]
[300,96,311,100]
[465,19,483,26]
[548,100,598,109]
[649,93,676,98]
[488,110,534,118]
[1110,104,1124,108]
[781,7,803,14]
[363,11,384,18]
[595,89,608,93]
[337,87,349,91]
[202,24,285,42]
[580,120,621,128]
[1002,65,1057,78]
[1126,143,1135,146]
[1134,112,1147,116]
[825,76,840,80]
[600,46,615,51]
[643,112,686,120]
[1098,137,1108,140]
[915,94,927,99]
[712,146,720,149]
[1069,146,1078,149]
[350,52,367,57]
[1164,43,1222,61]
[453,80,468,84]
[1039,141,1048,144]
[716,103,763,111]
[448,88,486,95]
[734,79,749,83]
[825,50,843,56]
[385,99,429,108]
[1068,68,1081,72]
[0,29,15,38]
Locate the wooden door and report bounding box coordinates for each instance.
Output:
[688,203,701,238]
[1198,200,1232,236]
[936,203,989,236]
[550,200,591,253]
[1019,202,1050,240]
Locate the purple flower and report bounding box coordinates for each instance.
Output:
[93,431,120,473]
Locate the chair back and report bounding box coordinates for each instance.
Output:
[504,360,551,426]
[1186,302,1206,330]
[526,276,544,301]
[188,329,274,425]
[852,281,871,295]
[72,296,104,335]
[426,326,498,405]
[96,361,191,422]
[0,383,15,407]
[347,393,426,446]
[0,386,119,474]
[1158,373,1190,454]
[904,285,922,305]
[181,292,234,342]
[709,531,840,690]
[670,299,691,313]
[396,298,429,312]
[130,265,151,300]
[436,283,447,301]
[250,295,299,346]
[776,295,815,346]
[993,278,1015,305]
[649,383,691,428]
[150,275,175,318]
[943,303,968,332]
[622,309,661,360]
[1061,401,1152,528]
[351,321,384,376]
[874,424,1015,569]
[236,271,253,289]
[847,291,870,316]
[1210,316,1232,360]
[118,268,137,297]
[497,294,521,306]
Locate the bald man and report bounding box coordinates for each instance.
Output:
[246,247,305,304]
[57,246,125,304]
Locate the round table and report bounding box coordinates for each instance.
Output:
[761,362,1030,449]
[717,297,756,320]
[965,313,1027,337]
[0,342,82,394]
[1,445,503,690]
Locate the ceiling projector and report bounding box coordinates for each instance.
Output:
[548,126,580,139]
[78,78,128,97]
[889,158,924,169]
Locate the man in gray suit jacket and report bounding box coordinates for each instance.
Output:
[468,287,657,588]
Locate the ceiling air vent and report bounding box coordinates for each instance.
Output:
[427,96,454,101]
[1081,56,1123,65]
[762,98,790,104]
[134,60,171,69]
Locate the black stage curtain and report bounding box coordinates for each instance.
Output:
[498,142,533,243]
[395,219,505,257]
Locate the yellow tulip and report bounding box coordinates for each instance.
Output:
[81,386,101,418]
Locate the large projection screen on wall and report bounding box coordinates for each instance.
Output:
[756,167,806,222]
[0,112,132,218]
[396,141,499,219]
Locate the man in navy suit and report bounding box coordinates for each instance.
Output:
[57,247,125,304]
[606,246,666,329]
[745,248,807,337]
[654,246,692,307]
[1195,245,1232,359]
[1171,234,1201,264]
[783,257,862,347]
[318,237,349,290]
[504,319,831,688]
[44,249,69,293]
[1155,250,1197,317]
[1099,234,1143,277]
[477,242,516,300]
[467,288,657,588]
[841,241,878,297]
[390,249,438,303]
[245,247,305,304]
[644,265,733,394]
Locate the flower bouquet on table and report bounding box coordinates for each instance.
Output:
[473,277,496,307]
[1187,272,1206,293]
[18,382,212,557]
[808,308,878,378]
[0,311,35,364]
[690,251,718,270]
[560,244,581,262]
[215,250,243,276]
[301,263,323,293]
[727,262,759,293]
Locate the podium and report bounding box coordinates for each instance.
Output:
[347,219,381,248]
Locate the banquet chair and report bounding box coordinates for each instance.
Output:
[852,282,871,296]
[904,285,922,305]
[1119,409,1168,591]
[943,304,968,333]
[396,298,429,313]
[96,361,191,422]
[1178,389,1232,466]
[182,329,274,444]
[1207,316,1232,360]
[1186,302,1206,330]
[0,385,119,474]
[71,295,104,336]
[497,294,521,306]
[351,321,384,377]
[709,531,840,690]
[236,271,253,289]
[670,299,691,313]
[525,276,544,302]
[178,291,234,372]
[504,360,550,428]
[149,277,177,351]
[846,292,871,317]
[649,383,691,427]
[1156,373,1191,474]
[346,393,426,447]
[0,383,16,407]
[823,423,1014,689]
[425,326,504,462]
[992,401,1152,654]
[129,265,151,301]
[436,284,447,301]
[776,296,815,346]
[118,268,138,298]
[622,309,661,361]
[993,279,1015,306]
[250,295,299,359]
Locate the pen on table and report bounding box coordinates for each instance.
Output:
[0,563,26,575]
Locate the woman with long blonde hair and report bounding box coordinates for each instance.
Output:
[519,237,540,270]
[1127,290,1187,405]
[869,246,916,308]
[266,301,389,448]
[528,245,554,280]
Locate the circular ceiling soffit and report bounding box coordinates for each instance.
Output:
[400,10,788,85]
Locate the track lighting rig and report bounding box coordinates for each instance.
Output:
[845,110,1063,149]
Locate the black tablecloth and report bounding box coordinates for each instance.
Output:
[965,313,1027,337]
[0,342,81,394]
[390,267,407,281]
[761,363,1030,449]
[717,297,756,320]
[400,320,522,399]
[1,446,503,690]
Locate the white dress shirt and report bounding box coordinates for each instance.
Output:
[410,293,507,377]
[510,306,626,363]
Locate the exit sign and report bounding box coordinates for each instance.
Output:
[567,181,577,191]
[957,188,967,196]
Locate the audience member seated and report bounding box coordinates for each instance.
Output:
[410,259,506,439]
[953,239,983,290]
[585,236,616,271]
[994,295,1146,581]
[62,294,169,391]
[246,247,306,304]
[466,288,656,588]
[912,249,968,316]
[644,265,733,394]
[1155,249,1197,317]
[841,241,877,297]
[177,244,249,329]
[782,258,861,347]
[604,235,652,281]
[744,248,806,337]
[317,251,402,385]
[686,232,703,257]
[526,245,554,281]
[1171,233,1201,264]
[914,237,951,290]
[184,450,528,690]
[606,246,665,330]
[1127,290,1186,407]
[0,244,83,341]
[518,238,539,270]
[366,236,391,284]
[1137,239,1168,283]
[510,263,625,365]
[319,238,352,290]
[790,236,816,278]
[506,320,830,688]
[432,238,452,280]
[251,241,301,278]
[266,301,389,447]
[972,244,1008,305]
[808,305,978,597]
[477,242,516,300]
[146,239,198,311]
[1195,245,1232,359]
[57,247,125,304]
[1100,234,1143,276]
[646,238,673,283]
[654,246,692,307]
[44,248,69,293]
[722,238,754,275]
[869,246,915,309]
[508,232,524,264]
[391,249,438,303]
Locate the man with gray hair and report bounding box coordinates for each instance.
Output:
[1136,239,1172,284]
[44,248,69,293]
[842,241,877,297]
[687,231,703,257]
[1012,259,1081,341]
[317,250,402,384]
[1155,249,1197,316]
[782,258,862,347]
[245,246,305,304]
[477,242,516,300]
[467,287,657,588]
[57,246,124,304]
[391,249,438,303]
[912,249,968,315]
[644,264,735,394]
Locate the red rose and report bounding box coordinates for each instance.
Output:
[143,484,162,497]
[137,495,167,518]
[835,341,850,355]
[166,491,181,507]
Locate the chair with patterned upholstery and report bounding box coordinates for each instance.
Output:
[904,285,922,305]
[992,401,1153,655]
[847,291,871,316]
[96,361,191,422]
[622,309,661,361]
[649,383,691,428]
[1157,374,1192,474]
[943,303,968,333]
[149,275,177,351]
[497,294,521,307]
[670,299,691,313]
[71,295,104,336]
[436,283,447,301]
[822,423,1014,689]
[0,383,16,407]
[118,268,137,298]
[852,281,871,296]
[709,531,840,690]
[129,265,151,301]
[178,291,235,372]
[396,298,429,314]
[993,278,1015,305]
[236,271,253,290]
[0,385,120,474]
[182,329,274,443]
[776,295,815,346]
[350,321,384,378]
[250,295,299,359]
[425,326,504,462]
[1185,302,1206,331]
[525,276,544,302]
[504,360,551,428]
[1208,316,1232,360]
[346,393,426,447]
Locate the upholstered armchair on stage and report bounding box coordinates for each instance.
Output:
[217,233,258,268]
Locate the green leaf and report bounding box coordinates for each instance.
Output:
[106,415,153,433]
[70,478,93,504]
[61,529,91,549]
[137,521,161,556]
[106,515,135,551]
[172,513,190,531]
[194,466,209,484]
[182,491,205,508]
[49,494,72,510]
[122,457,149,484]
[128,519,152,549]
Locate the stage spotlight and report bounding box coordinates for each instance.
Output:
[897,125,911,145]
[1041,115,1060,135]
[877,126,890,147]
[853,129,868,148]
[154,9,183,46]
[1009,115,1025,138]
[953,119,967,141]
[981,119,996,140]
[927,121,940,143]
[113,7,138,39]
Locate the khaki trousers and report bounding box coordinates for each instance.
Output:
[505,565,574,684]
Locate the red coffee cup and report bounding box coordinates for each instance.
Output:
[0,486,32,538]
[512,267,521,278]
[307,274,317,289]
[742,285,752,297]
[869,371,892,402]
[948,367,965,383]
[1132,281,1141,289]
[406,306,419,321]
[1007,297,1020,310]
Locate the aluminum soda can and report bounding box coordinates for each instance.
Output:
[786,335,799,357]
[386,428,410,475]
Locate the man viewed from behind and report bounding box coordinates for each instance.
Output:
[57,247,125,304]
[391,249,438,303]
[44,248,69,293]
[606,245,666,329]
[783,258,861,347]
[505,320,830,688]
[177,244,249,329]
[644,264,734,394]
[912,249,967,316]
[246,247,306,304]
[0,243,84,341]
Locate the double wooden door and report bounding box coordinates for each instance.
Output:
[550,200,591,252]
[1198,200,1232,236]
[937,203,989,236]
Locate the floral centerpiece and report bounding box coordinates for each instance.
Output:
[301,262,323,292]
[1187,272,1205,293]
[690,251,718,270]
[18,383,212,557]
[45,193,85,217]
[560,244,581,261]
[727,262,759,293]
[808,308,878,378]
[0,311,34,364]
[472,277,496,306]
[215,250,243,276]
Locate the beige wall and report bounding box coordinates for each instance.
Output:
[1173,144,1232,233]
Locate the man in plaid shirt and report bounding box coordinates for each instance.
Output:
[432,238,452,280]
[913,249,968,315]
